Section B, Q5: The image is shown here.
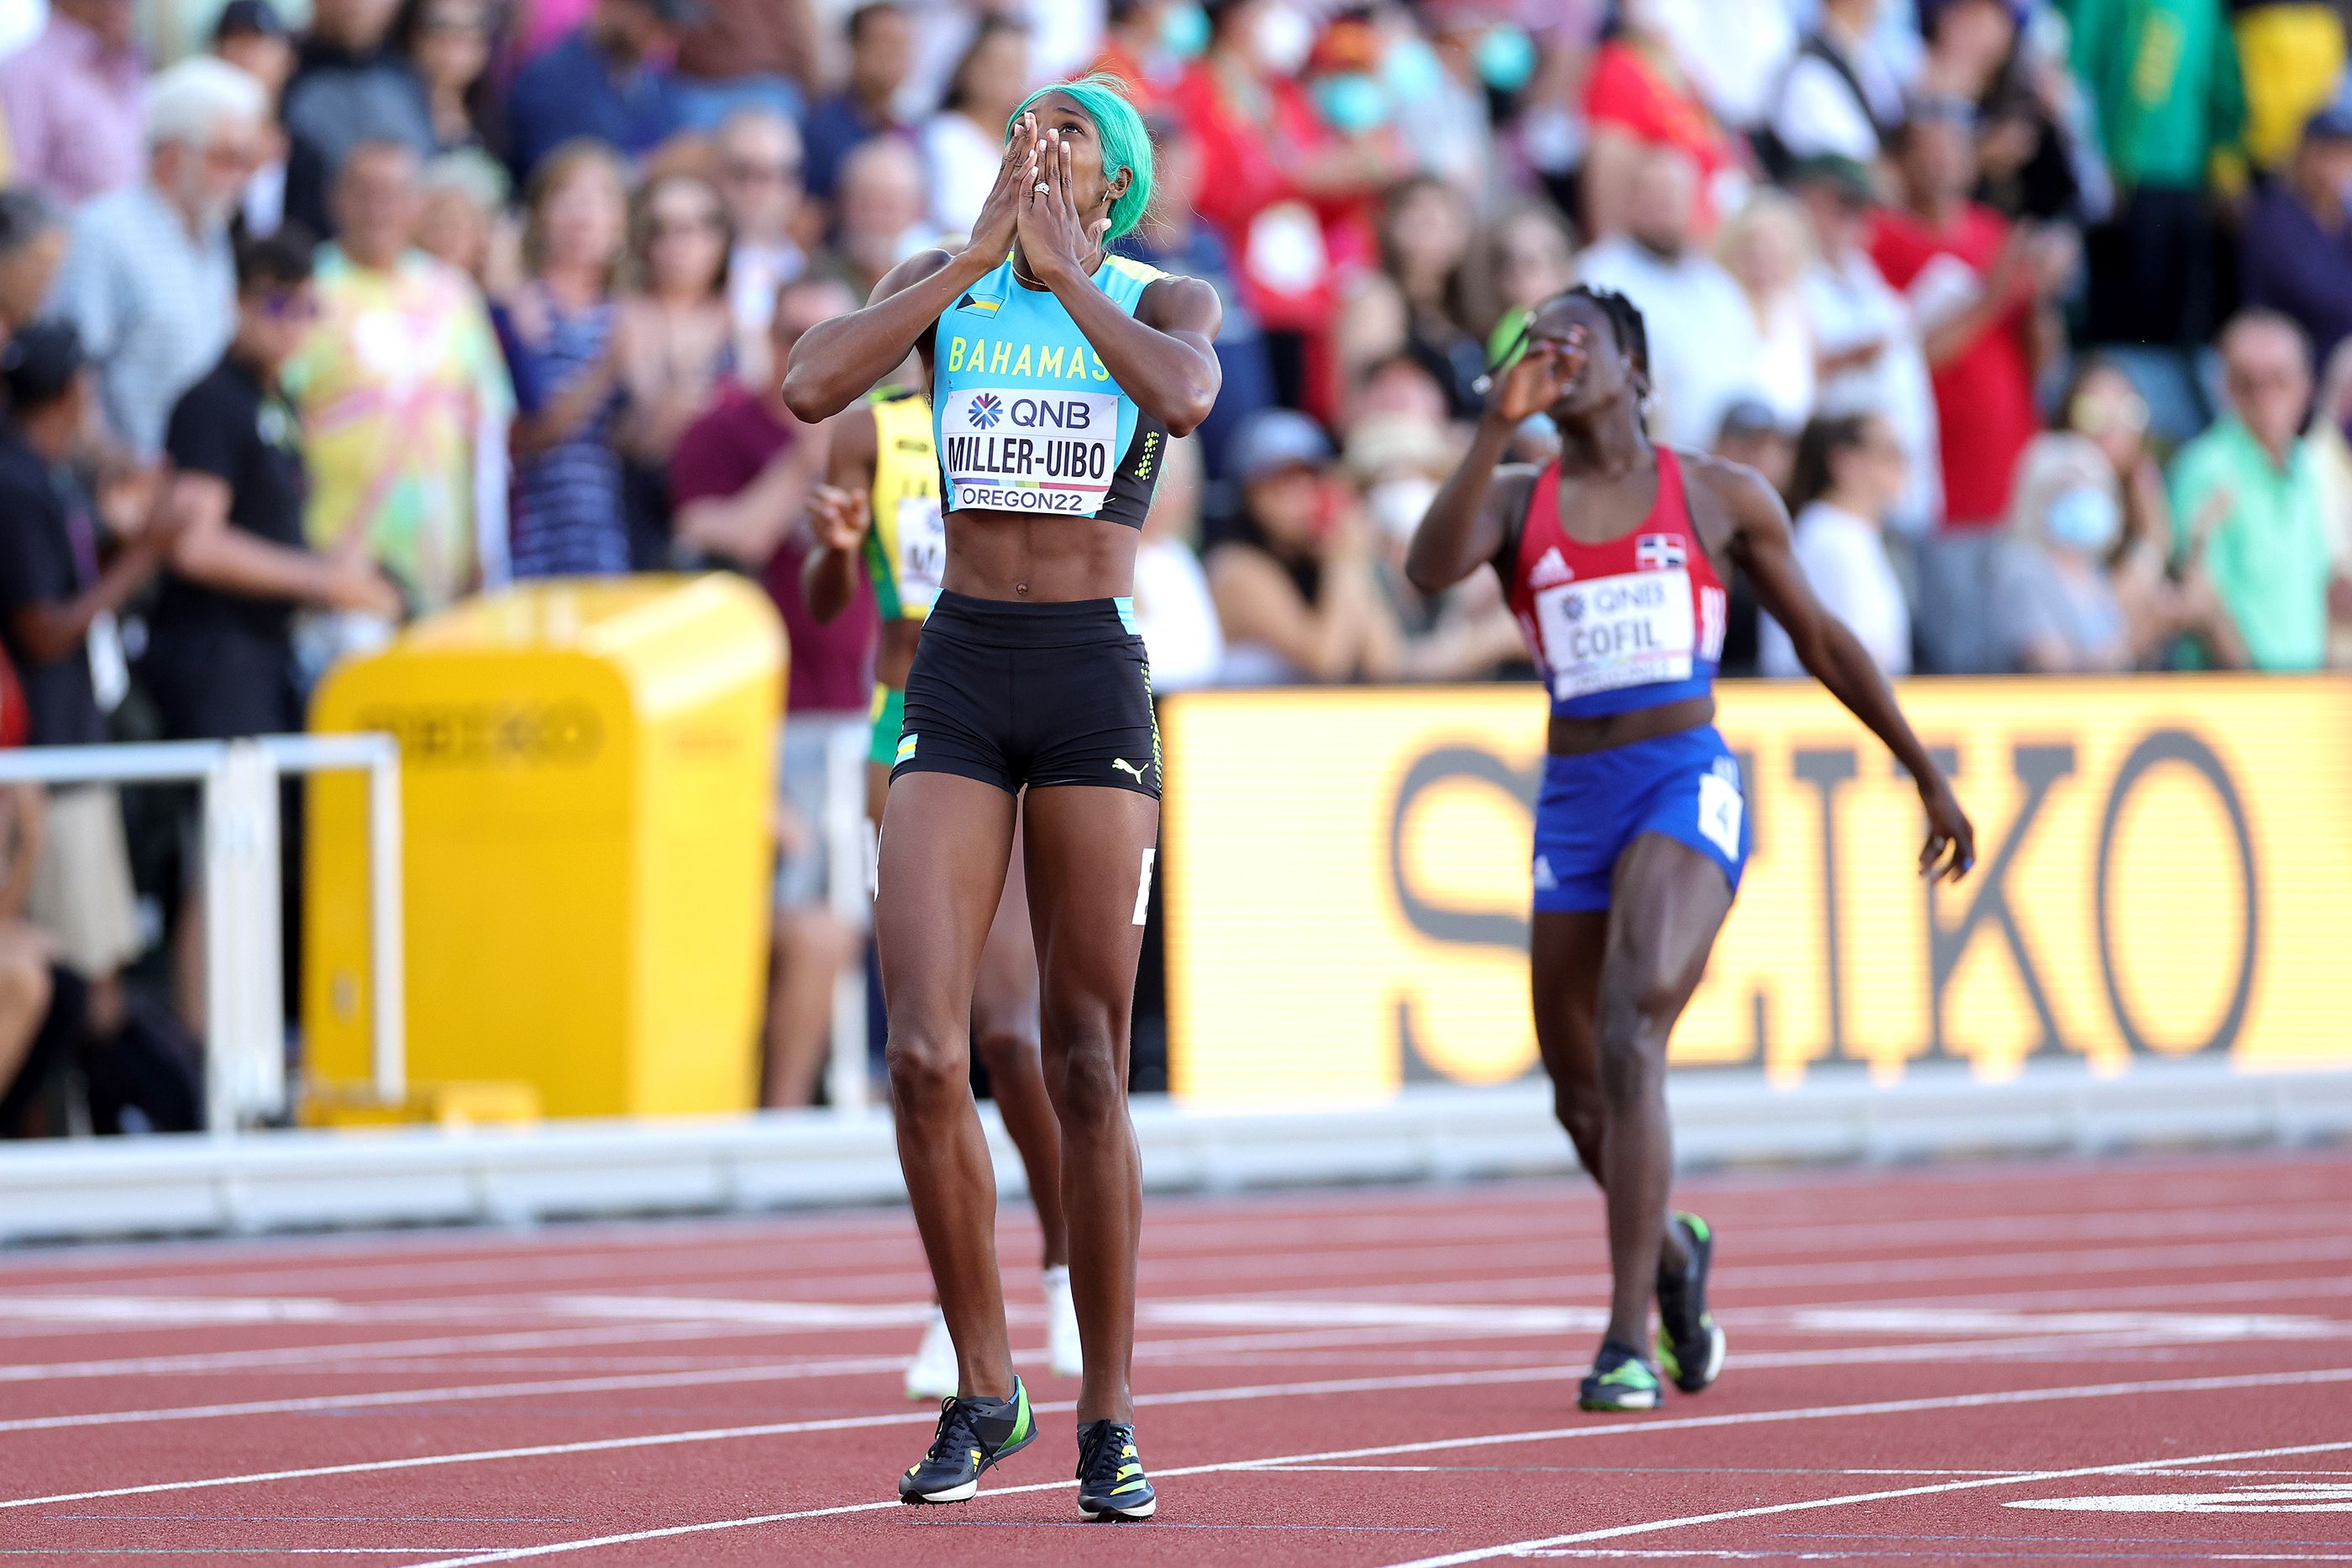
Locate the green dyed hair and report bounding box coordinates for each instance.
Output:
[1005,73,1156,242]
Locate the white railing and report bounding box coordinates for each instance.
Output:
[0,735,403,1135]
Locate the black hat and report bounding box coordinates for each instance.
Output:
[2,322,85,410]
[213,0,286,40]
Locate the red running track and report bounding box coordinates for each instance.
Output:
[1,1148,2349,1565]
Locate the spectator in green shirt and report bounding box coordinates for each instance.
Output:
[2168,311,2339,669]
[2066,0,2245,345]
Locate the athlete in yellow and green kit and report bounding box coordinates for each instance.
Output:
[801,380,1082,1404]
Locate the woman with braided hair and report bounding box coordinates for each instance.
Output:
[1407,285,1975,1411]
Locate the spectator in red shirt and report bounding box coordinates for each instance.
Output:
[1168,0,1399,415]
[669,274,866,1108]
[1581,0,1743,242]
[1868,92,2069,671]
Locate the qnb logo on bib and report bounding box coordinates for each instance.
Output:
[1535,569,1696,700]
[942,388,1121,515]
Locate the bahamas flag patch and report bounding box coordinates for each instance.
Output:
[895,732,919,765]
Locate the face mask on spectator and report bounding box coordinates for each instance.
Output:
[2045,485,2119,557]
[1367,475,1440,544]
[1476,25,1536,92]
[1315,72,1390,135]
[1161,2,1209,60]
[1254,3,1314,76]
[1380,33,1445,105]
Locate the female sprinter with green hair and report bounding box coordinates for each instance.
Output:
[785,76,1220,1518]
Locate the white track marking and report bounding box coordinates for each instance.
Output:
[11,1348,2338,1511]
[0,1297,353,1324]
[391,1376,2352,1568]
[1371,1440,2352,1568]
[543,1297,937,1328]
[0,1320,814,1385]
[0,1329,2061,1440]
[8,1189,2342,1316]
[0,1311,2278,1440]
[9,1156,2338,1296]
[20,1223,2338,1345]
[2009,1481,2352,1513]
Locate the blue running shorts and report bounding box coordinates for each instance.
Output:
[1531,725,1749,913]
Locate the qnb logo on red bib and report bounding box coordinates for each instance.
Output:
[1534,569,1698,700]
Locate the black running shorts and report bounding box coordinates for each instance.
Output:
[891,590,1162,798]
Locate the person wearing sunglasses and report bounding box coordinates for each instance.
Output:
[152,228,402,750]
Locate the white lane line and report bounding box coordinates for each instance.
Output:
[8,1220,2344,1362]
[0,1332,2291,1504]
[391,1370,2352,1568]
[0,1316,2250,1440]
[0,1190,2263,1294]
[1367,1439,2352,1568]
[0,1321,799,1385]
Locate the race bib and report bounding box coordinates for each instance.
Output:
[894,496,945,606]
[1534,569,1695,700]
[938,387,1120,515]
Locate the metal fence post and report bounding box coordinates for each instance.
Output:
[368,744,407,1107]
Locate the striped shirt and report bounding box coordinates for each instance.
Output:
[49,183,235,458]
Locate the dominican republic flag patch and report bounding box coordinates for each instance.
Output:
[1635,533,1686,571]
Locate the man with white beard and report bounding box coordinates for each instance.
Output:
[50,58,269,458]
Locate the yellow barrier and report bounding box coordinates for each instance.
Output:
[1163,677,2352,1108]
[304,575,785,1120]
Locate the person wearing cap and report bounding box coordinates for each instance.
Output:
[212,0,294,239]
[507,0,695,182]
[0,323,181,1025]
[50,57,268,459]
[1711,399,1794,499]
[0,0,147,208]
[2241,107,2352,367]
[1790,152,1940,534]
[1205,407,1402,684]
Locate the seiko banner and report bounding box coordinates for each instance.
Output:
[1161,679,2352,1108]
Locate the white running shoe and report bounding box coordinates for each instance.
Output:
[1044,1265,1084,1378]
[904,1306,957,1402]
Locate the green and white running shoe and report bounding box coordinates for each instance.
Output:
[896,1377,1036,1504]
[1578,1340,1662,1412]
[1655,1210,1726,1394]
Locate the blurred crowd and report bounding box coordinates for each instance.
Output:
[1,0,2351,1119]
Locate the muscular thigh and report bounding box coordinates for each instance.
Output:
[1601,832,1735,1022]
[875,772,1019,1036]
[1020,785,1158,1041]
[1532,910,1608,1096]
